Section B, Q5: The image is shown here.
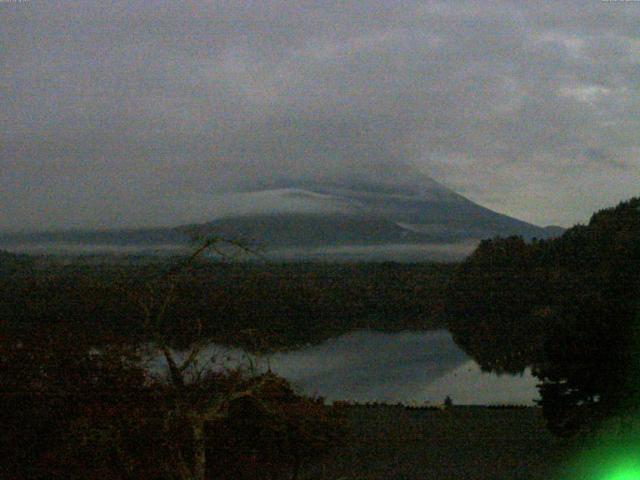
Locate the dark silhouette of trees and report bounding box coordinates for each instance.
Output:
[0,250,33,274]
[446,236,552,374]
[0,260,452,352]
[446,197,640,436]
[534,198,640,436]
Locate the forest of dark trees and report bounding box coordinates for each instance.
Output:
[447,197,640,436]
[0,261,452,351]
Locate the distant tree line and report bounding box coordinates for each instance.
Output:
[0,250,33,274]
[0,261,453,351]
[446,197,640,436]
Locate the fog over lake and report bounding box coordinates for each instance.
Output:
[4,241,476,262]
[152,330,540,406]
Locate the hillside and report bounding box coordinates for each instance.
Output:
[0,179,562,261]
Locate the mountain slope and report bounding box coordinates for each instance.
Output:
[184,182,559,247]
[0,180,563,261]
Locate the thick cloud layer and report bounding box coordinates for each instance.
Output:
[2,0,639,230]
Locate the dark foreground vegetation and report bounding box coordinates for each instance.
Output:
[0,326,344,480]
[0,260,452,350]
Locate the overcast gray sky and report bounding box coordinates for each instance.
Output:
[1,0,639,231]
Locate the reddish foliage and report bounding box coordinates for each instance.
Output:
[0,327,343,480]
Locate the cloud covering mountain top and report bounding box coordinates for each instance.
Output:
[2,1,639,231]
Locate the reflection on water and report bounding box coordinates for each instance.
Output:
[151,330,540,406]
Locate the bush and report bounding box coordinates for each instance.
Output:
[0,327,344,479]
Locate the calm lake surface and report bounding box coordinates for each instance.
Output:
[153,330,540,406]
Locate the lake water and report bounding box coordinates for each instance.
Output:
[151,330,540,406]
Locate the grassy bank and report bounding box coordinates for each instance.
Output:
[301,405,573,480]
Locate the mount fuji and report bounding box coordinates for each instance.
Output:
[0,178,563,261]
[179,179,562,260]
